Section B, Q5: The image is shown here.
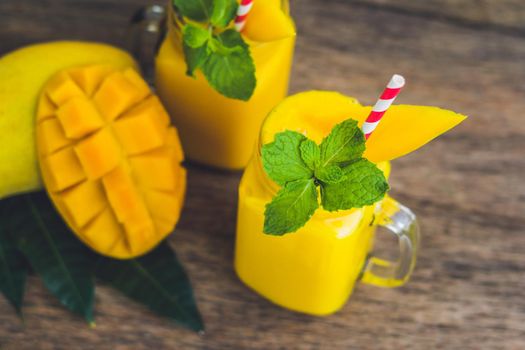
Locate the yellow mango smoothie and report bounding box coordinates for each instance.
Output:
[155,0,296,169]
[235,90,465,315]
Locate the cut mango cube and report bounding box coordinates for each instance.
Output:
[46,72,85,105]
[37,65,186,259]
[113,104,167,155]
[57,97,105,139]
[60,181,106,228]
[37,94,56,122]
[142,189,180,227]
[102,166,149,223]
[82,209,126,254]
[74,128,121,179]
[93,71,149,120]
[37,118,72,155]
[129,148,177,190]
[243,1,295,43]
[122,68,151,100]
[68,65,113,96]
[127,95,171,127]
[42,147,85,192]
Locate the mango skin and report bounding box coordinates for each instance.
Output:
[0,41,137,199]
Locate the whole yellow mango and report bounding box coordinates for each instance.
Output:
[0,41,137,199]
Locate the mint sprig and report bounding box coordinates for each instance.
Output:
[174,0,256,101]
[262,119,389,235]
[173,0,213,22]
[262,131,313,186]
[264,179,319,235]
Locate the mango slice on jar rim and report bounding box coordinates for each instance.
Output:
[363,104,467,163]
[261,91,467,163]
[36,64,186,259]
[242,0,296,43]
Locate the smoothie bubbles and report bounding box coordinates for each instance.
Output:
[235,75,467,315]
[156,0,296,169]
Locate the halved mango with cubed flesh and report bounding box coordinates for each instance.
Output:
[36,65,186,259]
[243,1,295,43]
[262,91,467,163]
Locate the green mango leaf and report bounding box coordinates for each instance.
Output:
[95,242,204,331]
[0,198,28,316]
[11,193,96,323]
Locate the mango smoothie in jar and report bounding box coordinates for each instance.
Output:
[155,0,296,169]
[235,89,467,315]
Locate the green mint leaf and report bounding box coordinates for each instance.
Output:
[264,179,319,235]
[320,159,389,211]
[211,0,238,27]
[319,119,365,167]
[172,0,213,22]
[183,42,208,77]
[207,37,243,56]
[262,118,389,235]
[201,29,256,100]
[262,130,313,186]
[315,165,344,184]
[182,24,210,48]
[299,139,320,170]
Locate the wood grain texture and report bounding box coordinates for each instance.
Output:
[355,0,525,33]
[1,0,525,349]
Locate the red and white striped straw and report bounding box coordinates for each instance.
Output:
[235,0,254,32]
[362,74,405,140]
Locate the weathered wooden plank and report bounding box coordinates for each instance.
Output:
[351,0,525,33]
[0,0,524,349]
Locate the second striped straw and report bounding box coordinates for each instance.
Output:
[235,0,255,32]
[362,74,405,140]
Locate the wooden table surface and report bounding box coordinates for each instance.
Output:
[1,1,524,349]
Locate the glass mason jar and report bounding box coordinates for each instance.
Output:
[235,91,420,315]
[154,1,296,169]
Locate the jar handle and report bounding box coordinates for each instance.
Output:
[360,196,420,288]
[127,4,167,85]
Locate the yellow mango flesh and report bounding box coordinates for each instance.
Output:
[363,105,467,162]
[262,91,467,163]
[37,65,186,259]
[0,41,137,199]
[243,1,296,43]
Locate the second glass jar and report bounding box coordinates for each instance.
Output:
[155,1,296,169]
